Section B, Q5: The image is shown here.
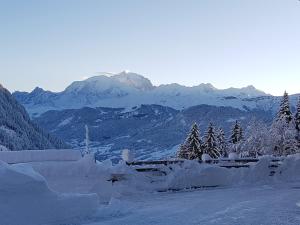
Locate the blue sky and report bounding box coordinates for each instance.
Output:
[0,0,300,96]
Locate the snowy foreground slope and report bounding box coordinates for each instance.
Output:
[86,184,300,225]
[1,154,300,225]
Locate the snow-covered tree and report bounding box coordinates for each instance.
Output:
[295,97,300,144]
[177,123,203,160]
[203,123,220,158]
[230,120,243,144]
[216,127,228,157]
[270,119,298,156]
[241,119,272,157]
[270,92,299,156]
[229,121,244,154]
[277,91,293,124]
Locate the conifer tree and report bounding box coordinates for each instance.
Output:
[230,121,243,144]
[216,127,228,157]
[177,123,203,160]
[277,91,293,124]
[230,120,243,153]
[295,97,300,143]
[204,123,220,158]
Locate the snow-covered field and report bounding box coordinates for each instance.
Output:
[1,154,300,225]
[86,184,300,225]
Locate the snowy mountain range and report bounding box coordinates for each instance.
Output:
[0,84,67,151]
[11,71,300,159]
[14,71,297,117]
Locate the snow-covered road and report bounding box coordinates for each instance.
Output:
[86,184,300,225]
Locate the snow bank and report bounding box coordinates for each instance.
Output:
[165,160,231,190]
[275,153,300,182]
[3,153,299,225]
[0,160,98,225]
[0,149,81,164]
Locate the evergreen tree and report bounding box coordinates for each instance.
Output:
[230,120,243,153]
[177,144,189,159]
[177,123,203,160]
[295,97,300,143]
[277,91,293,124]
[230,121,243,144]
[216,127,228,157]
[204,123,220,158]
[271,116,298,156]
[271,92,299,156]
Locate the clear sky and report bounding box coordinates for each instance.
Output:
[0,0,300,96]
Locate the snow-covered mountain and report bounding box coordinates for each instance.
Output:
[0,84,67,151]
[35,104,272,161]
[13,71,291,117]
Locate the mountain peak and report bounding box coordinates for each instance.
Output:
[112,71,154,91]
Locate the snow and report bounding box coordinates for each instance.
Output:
[16,72,273,116]
[0,149,82,164]
[85,184,300,225]
[57,116,73,127]
[228,152,239,160]
[0,160,98,225]
[1,154,300,225]
[122,149,135,163]
[202,153,212,161]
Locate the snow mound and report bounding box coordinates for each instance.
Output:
[0,149,81,164]
[0,160,98,225]
[166,160,231,190]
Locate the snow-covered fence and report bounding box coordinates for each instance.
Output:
[127,158,282,167]
[0,149,82,164]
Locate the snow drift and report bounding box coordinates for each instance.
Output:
[0,160,98,225]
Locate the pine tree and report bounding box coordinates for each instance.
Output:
[271,115,298,156]
[216,127,228,157]
[271,92,298,156]
[230,121,243,144]
[204,123,220,158]
[230,121,243,153]
[177,123,203,160]
[295,97,300,143]
[277,91,293,124]
[177,144,189,159]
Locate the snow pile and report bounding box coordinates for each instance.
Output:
[0,149,81,164]
[165,160,231,190]
[0,160,98,225]
[275,153,300,182]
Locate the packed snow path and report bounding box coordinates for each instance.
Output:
[86,184,300,225]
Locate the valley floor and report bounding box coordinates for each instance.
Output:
[85,183,300,225]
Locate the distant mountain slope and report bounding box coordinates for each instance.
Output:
[0,84,67,151]
[13,71,291,117]
[34,104,272,160]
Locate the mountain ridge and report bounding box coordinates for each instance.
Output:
[0,83,67,151]
[13,71,286,117]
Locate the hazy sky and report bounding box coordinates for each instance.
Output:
[0,0,300,96]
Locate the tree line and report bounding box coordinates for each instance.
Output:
[177,91,300,159]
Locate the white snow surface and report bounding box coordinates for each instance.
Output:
[1,154,300,225]
[86,184,300,225]
[0,160,98,225]
[0,149,81,164]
